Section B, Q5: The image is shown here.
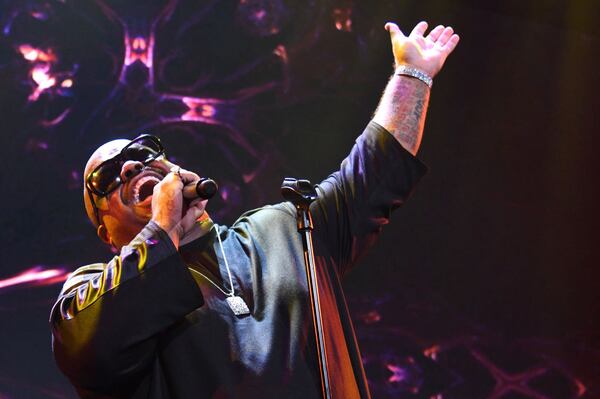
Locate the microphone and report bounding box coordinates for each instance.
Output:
[183,178,219,200]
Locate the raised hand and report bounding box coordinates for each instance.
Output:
[385,21,459,78]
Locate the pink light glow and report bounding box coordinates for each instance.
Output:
[0,266,69,291]
[18,44,73,102]
[273,45,288,63]
[29,65,57,101]
[253,10,266,21]
[358,310,381,324]
[132,37,147,50]
[332,8,352,32]
[25,138,49,151]
[124,34,153,68]
[575,379,587,397]
[18,44,56,62]
[181,97,217,121]
[32,65,56,88]
[120,32,155,84]
[423,344,440,361]
[386,363,406,383]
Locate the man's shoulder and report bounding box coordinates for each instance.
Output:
[59,263,106,296]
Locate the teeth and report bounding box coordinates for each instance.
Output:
[132,175,161,204]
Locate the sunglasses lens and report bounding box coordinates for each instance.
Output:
[123,137,162,162]
[90,161,122,194]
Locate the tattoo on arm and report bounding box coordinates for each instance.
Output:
[372,75,430,155]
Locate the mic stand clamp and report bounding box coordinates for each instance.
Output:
[281,178,331,399]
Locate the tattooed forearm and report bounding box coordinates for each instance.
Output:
[372,75,430,155]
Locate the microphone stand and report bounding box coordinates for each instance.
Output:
[281,178,331,399]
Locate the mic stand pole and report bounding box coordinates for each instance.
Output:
[281,178,331,399]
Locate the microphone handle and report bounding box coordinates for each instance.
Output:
[183,178,218,200]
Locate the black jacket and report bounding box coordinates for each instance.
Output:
[50,122,427,398]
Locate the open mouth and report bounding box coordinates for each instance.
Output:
[132,175,161,204]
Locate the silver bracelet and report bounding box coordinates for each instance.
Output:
[395,65,433,88]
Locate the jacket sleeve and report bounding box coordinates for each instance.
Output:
[310,121,428,275]
[49,221,204,391]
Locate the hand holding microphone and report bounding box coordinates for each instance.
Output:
[152,166,218,248]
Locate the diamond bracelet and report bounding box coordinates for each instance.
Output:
[395,65,433,88]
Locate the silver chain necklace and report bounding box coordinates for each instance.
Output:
[187,225,251,316]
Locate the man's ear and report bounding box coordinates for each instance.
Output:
[97,224,111,245]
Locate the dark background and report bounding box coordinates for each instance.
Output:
[0,0,598,397]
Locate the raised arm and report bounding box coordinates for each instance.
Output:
[373,21,459,155]
[310,21,459,274]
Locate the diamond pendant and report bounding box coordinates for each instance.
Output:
[226,295,250,316]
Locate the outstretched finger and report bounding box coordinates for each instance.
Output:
[410,21,428,37]
[426,25,445,42]
[385,22,405,39]
[436,26,454,47]
[443,34,460,53]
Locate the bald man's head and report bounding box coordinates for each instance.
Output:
[82,137,174,249]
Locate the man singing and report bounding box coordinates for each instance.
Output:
[50,22,459,398]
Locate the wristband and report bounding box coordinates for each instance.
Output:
[395,65,433,88]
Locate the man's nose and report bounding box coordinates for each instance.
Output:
[120,160,144,182]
